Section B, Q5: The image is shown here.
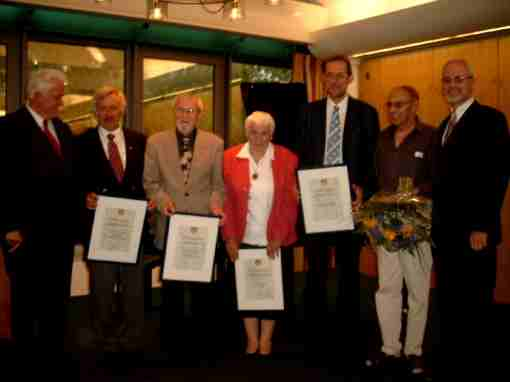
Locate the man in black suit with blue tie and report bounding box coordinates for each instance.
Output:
[297,55,379,367]
[433,59,510,377]
[76,86,148,352]
[0,69,77,360]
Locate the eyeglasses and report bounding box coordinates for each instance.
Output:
[385,100,412,109]
[176,107,198,115]
[441,75,473,85]
[324,72,350,82]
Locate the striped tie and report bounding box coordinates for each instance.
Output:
[325,106,342,165]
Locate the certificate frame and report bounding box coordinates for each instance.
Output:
[297,165,354,234]
[87,196,148,265]
[235,249,284,311]
[161,213,219,283]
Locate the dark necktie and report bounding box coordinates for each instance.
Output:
[43,119,62,157]
[107,133,124,183]
[442,113,457,145]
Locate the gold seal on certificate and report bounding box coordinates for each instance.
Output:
[234,249,284,311]
[297,165,354,233]
[162,213,219,283]
[87,196,148,264]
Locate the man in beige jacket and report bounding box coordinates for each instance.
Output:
[144,94,224,352]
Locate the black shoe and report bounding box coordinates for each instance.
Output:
[364,351,402,374]
[406,354,425,375]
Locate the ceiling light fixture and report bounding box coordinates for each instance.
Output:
[265,0,283,6]
[147,0,246,21]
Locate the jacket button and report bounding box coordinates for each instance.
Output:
[184,192,190,197]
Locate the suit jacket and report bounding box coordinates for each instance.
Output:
[143,128,224,249]
[297,96,380,197]
[75,127,147,245]
[222,144,299,247]
[0,106,76,264]
[432,100,510,247]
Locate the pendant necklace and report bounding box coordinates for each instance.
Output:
[251,156,261,180]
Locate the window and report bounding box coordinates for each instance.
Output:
[143,59,214,136]
[0,45,6,116]
[27,42,124,135]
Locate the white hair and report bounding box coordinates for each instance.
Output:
[244,111,275,134]
[174,94,204,113]
[27,68,66,98]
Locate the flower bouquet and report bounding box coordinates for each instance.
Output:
[355,177,432,254]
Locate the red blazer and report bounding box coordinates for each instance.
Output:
[222,144,299,247]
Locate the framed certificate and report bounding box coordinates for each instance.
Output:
[297,165,354,233]
[235,249,284,311]
[162,213,219,283]
[87,196,147,264]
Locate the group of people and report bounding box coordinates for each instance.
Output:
[0,55,508,380]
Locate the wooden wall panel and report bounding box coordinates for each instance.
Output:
[430,37,499,123]
[360,37,500,128]
[379,50,436,128]
[495,35,510,303]
[499,35,510,127]
[358,33,510,303]
[358,59,383,124]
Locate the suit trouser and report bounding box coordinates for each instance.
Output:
[89,258,145,349]
[375,242,433,357]
[7,240,74,356]
[304,232,363,356]
[435,234,497,376]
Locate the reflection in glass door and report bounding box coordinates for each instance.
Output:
[27,42,125,135]
[0,45,6,116]
[143,58,214,136]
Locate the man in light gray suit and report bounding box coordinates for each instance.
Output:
[143,94,224,352]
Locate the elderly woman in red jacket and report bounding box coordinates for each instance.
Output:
[222,111,299,356]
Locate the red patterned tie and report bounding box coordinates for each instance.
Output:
[43,119,62,157]
[107,133,124,183]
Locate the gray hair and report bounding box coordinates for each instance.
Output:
[175,94,204,113]
[94,85,127,110]
[27,68,67,98]
[245,111,275,134]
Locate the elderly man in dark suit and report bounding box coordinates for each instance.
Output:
[297,55,379,366]
[76,86,148,352]
[143,94,224,352]
[0,69,77,357]
[433,59,510,377]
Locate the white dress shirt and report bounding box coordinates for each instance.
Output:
[236,142,275,246]
[324,95,349,165]
[98,126,127,169]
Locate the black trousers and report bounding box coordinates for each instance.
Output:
[303,232,364,356]
[6,239,74,356]
[435,234,497,376]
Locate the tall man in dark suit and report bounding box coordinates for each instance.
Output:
[76,86,148,352]
[297,55,380,363]
[0,69,77,357]
[433,59,510,376]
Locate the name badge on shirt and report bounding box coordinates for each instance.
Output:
[414,151,424,159]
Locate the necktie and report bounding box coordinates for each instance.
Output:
[107,133,124,183]
[180,136,193,185]
[442,113,457,145]
[325,106,342,165]
[43,119,62,157]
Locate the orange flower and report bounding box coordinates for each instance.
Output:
[383,229,397,241]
